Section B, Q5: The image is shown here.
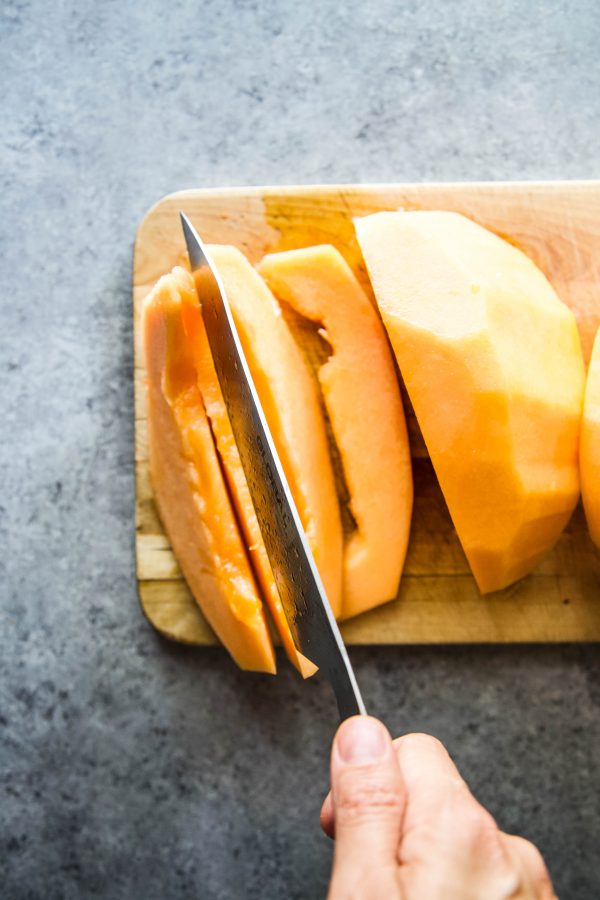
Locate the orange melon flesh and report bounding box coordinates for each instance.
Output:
[203,245,344,618]
[143,274,276,672]
[355,210,585,593]
[173,267,316,677]
[581,327,600,547]
[258,245,413,619]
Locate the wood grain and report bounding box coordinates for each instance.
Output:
[133,182,600,647]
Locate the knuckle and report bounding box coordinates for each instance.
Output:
[452,802,499,851]
[335,775,403,827]
[519,838,545,869]
[508,835,554,893]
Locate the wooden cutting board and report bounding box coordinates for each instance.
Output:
[133,181,600,646]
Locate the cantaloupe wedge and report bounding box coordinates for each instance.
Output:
[203,245,344,617]
[581,327,600,547]
[143,274,276,672]
[172,266,316,676]
[355,210,585,593]
[258,245,413,618]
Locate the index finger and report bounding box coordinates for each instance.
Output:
[395,733,470,824]
[395,733,505,871]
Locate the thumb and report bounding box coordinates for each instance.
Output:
[328,716,405,898]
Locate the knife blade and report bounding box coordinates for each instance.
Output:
[180,213,366,720]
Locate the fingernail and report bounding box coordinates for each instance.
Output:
[337,717,389,765]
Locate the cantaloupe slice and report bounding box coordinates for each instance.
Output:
[173,267,316,676]
[258,245,413,619]
[581,327,600,547]
[204,245,344,617]
[355,210,585,593]
[143,274,276,672]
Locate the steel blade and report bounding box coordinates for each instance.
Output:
[180,212,365,719]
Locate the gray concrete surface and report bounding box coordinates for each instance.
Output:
[1,1,599,897]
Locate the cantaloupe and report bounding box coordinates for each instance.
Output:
[581,327,600,547]
[174,267,316,676]
[258,245,413,618]
[355,210,585,593]
[143,274,276,673]
[203,245,344,617]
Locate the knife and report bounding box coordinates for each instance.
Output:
[180,213,366,720]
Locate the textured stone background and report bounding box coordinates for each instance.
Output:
[2,1,600,898]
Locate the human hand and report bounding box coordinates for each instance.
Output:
[321,717,555,899]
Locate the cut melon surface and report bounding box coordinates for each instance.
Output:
[175,266,316,676]
[204,245,344,618]
[581,327,600,548]
[258,245,413,618]
[355,210,585,593]
[143,274,276,673]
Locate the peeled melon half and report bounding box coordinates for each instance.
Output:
[259,245,413,619]
[581,327,600,547]
[355,210,585,593]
